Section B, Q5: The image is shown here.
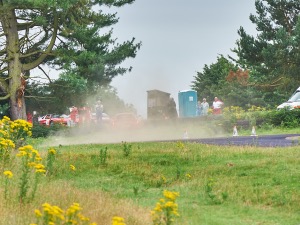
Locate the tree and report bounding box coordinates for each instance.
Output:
[191,56,266,108]
[0,0,141,120]
[232,0,300,97]
[191,55,237,102]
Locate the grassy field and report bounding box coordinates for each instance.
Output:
[1,136,300,225]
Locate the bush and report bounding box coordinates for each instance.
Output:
[31,124,68,138]
[220,106,300,130]
[264,108,300,128]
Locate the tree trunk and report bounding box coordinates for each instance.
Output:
[5,9,27,120]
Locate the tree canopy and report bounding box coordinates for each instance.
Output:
[232,0,300,92]
[192,0,300,108]
[0,0,141,119]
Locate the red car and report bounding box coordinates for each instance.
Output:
[111,113,142,129]
[38,114,70,126]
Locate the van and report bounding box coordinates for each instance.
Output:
[277,87,300,110]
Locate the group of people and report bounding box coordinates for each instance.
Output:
[197,97,224,116]
[68,100,104,127]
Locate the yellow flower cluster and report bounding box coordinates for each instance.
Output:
[163,190,180,201]
[3,170,13,178]
[0,129,9,138]
[112,216,126,225]
[0,116,32,142]
[33,202,97,225]
[0,137,15,149]
[48,148,56,155]
[17,145,45,173]
[0,137,15,161]
[247,105,266,112]
[223,106,245,120]
[10,118,33,136]
[151,190,180,225]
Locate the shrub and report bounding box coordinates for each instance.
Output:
[31,124,68,138]
[263,108,300,128]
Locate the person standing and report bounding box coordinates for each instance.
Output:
[69,106,78,126]
[212,97,224,115]
[201,98,209,115]
[196,101,202,116]
[95,100,104,125]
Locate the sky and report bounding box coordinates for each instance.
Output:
[109,0,258,117]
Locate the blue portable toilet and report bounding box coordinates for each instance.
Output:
[178,90,198,118]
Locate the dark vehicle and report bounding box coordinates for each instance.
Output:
[111,113,142,129]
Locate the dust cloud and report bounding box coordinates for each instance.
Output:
[41,119,226,147]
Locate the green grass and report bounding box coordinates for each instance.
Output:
[7,140,297,225]
[0,133,300,225]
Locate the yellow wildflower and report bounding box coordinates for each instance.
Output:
[154,202,162,212]
[112,216,126,225]
[35,169,46,173]
[34,209,42,218]
[48,148,56,154]
[163,190,179,201]
[77,213,90,221]
[34,163,45,170]
[185,173,192,179]
[3,170,13,178]
[28,162,36,167]
[16,151,27,157]
[70,164,76,171]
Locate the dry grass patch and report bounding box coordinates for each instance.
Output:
[0,181,151,225]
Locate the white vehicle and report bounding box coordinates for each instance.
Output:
[277,87,300,110]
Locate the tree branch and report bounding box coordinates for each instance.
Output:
[0,93,10,100]
[22,11,58,71]
[37,65,52,83]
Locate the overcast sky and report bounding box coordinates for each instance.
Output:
[109,0,258,117]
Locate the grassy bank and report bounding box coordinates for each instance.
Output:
[1,140,300,225]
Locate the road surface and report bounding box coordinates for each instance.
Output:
[185,134,300,147]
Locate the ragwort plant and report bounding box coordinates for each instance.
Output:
[16,145,46,203]
[151,190,180,225]
[0,117,41,203]
[0,116,32,148]
[32,202,98,225]
[0,138,15,172]
[46,148,57,176]
[3,170,13,200]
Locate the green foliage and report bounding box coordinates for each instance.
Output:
[191,56,266,108]
[264,108,300,128]
[31,124,68,138]
[17,145,46,203]
[46,148,57,176]
[122,141,132,157]
[191,55,236,101]
[232,0,300,104]
[0,0,140,120]
[91,146,108,166]
[26,141,300,225]
[205,178,228,205]
[0,104,9,118]
[99,146,108,165]
[220,106,300,130]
